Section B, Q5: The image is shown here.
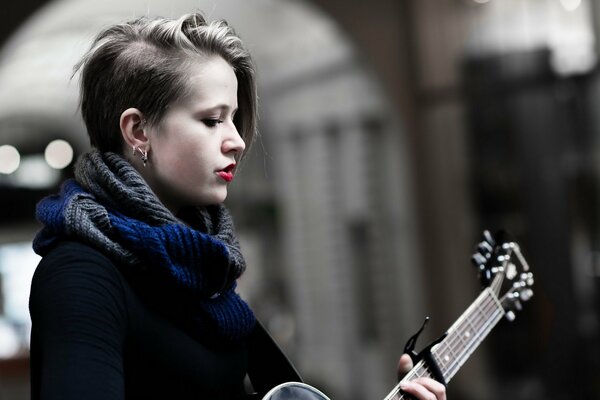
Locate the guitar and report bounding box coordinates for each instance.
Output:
[260,230,534,400]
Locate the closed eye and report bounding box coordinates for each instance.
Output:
[202,118,223,128]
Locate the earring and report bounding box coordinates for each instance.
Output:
[133,146,148,167]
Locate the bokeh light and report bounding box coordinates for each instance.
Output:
[44,139,73,170]
[561,0,582,12]
[0,145,20,174]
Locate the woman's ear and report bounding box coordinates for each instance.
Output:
[120,108,149,151]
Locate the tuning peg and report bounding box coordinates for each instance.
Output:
[480,268,492,286]
[478,241,493,255]
[520,288,534,302]
[513,300,523,311]
[505,310,516,321]
[496,254,508,262]
[471,253,487,267]
[483,230,496,247]
[521,272,534,286]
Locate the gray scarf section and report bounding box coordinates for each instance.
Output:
[71,150,246,281]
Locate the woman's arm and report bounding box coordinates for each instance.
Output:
[29,242,128,400]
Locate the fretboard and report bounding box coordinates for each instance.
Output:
[384,286,505,400]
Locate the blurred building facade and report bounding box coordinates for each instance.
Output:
[0,1,599,400]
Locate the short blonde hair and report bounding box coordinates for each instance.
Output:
[75,13,257,156]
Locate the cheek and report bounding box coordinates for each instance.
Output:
[153,131,196,164]
[156,141,210,180]
[150,125,213,178]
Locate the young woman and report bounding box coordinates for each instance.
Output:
[29,13,446,400]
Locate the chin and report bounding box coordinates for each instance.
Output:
[198,192,228,206]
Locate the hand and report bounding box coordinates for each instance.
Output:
[397,354,446,400]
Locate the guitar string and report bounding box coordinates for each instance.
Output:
[437,285,505,375]
[385,294,496,399]
[385,259,512,400]
[429,291,500,380]
[434,293,503,379]
[434,269,505,377]
[440,289,501,361]
[441,265,507,376]
[392,305,502,400]
[384,290,504,400]
[429,291,492,374]
[384,300,492,400]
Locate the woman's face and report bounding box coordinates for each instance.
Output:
[144,56,245,211]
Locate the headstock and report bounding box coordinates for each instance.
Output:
[471,230,534,321]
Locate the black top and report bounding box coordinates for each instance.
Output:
[29,241,300,400]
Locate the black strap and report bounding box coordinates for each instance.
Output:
[246,320,302,396]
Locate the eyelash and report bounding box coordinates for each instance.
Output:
[202,118,223,128]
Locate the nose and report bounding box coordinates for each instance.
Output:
[222,123,246,157]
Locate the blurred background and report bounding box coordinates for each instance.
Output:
[1,0,599,399]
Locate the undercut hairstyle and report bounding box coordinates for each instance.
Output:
[75,13,258,156]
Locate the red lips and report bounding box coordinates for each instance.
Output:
[216,163,235,182]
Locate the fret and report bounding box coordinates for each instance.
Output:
[434,287,504,381]
[380,236,533,400]
[384,363,431,400]
[384,289,508,400]
[438,339,457,370]
[445,307,503,379]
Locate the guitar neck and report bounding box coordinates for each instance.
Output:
[432,286,504,380]
[385,284,505,400]
[260,236,533,400]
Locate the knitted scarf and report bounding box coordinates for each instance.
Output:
[33,150,255,342]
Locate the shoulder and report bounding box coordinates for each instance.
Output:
[37,240,113,266]
[33,240,122,285]
[30,240,128,319]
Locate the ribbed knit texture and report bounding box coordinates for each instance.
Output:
[33,150,255,342]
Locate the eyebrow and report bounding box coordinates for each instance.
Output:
[199,104,238,113]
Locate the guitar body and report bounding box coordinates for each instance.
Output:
[261,382,330,400]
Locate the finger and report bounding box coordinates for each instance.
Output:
[397,354,414,380]
[399,381,435,400]
[400,378,446,400]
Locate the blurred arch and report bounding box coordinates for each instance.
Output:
[0,1,424,399]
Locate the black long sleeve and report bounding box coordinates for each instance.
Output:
[29,241,248,400]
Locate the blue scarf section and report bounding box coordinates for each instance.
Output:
[33,151,255,342]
